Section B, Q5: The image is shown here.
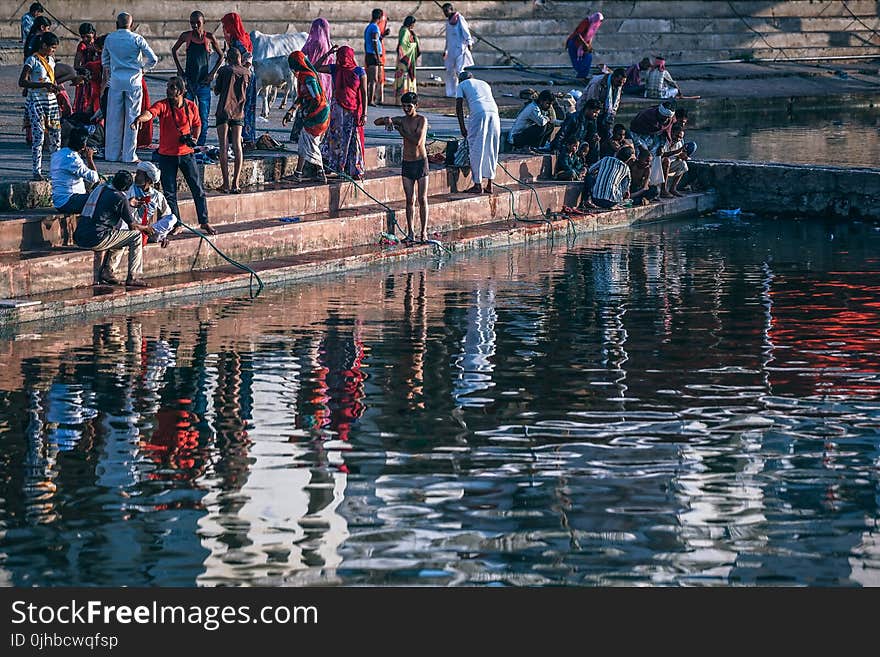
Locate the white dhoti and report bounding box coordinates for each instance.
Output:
[105,84,143,163]
[445,49,475,97]
[150,214,178,241]
[467,110,500,185]
[298,130,325,167]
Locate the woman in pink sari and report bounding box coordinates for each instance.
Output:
[566,12,603,80]
[302,18,334,104]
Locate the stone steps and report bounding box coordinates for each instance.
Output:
[0,154,549,252]
[0,190,716,329]
[0,177,572,298]
[5,0,877,63]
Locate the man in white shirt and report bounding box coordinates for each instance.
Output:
[125,161,179,247]
[102,13,158,163]
[50,127,101,214]
[508,90,555,149]
[455,71,500,194]
[442,3,474,97]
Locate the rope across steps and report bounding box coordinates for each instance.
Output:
[0,182,573,299]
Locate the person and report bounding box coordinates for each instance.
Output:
[623,57,651,96]
[21,3,44,44]
[283,52,330,184]
[73,169,154,287]
[376,9,391,105]
[555,139,585,181]
[315,45,367,179]
[629,101,676,158]
[50,126,100,213]
[126,161,178,247]
[172,11,223,148]
[455,70,500,194]
[441,3,474,98]
[602,122,632,157]
[661,124,695,197]
[374,92,428,242]
[566,12,602,80]
[221,13,257,149]
[302,18,334,104]
[508,89,555,149]
[549,97,600,163]
[583,67,625,141]
[102,13,158,163]
[645,56,681,99]
[23,15,51,59]
[19,32,61,180]
[72,23,101,116]
[628,147,660,203]
[131,76,215,235]
[395,16,420,100]
[364,9,384,106]
[214,48,250,193]
[586,146,634,209]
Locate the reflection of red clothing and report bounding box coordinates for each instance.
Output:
[143,408,200,477]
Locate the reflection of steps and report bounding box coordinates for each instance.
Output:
[4,2,878,64]
[0,154,558,298]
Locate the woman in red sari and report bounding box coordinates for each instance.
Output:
[315,45,367,179]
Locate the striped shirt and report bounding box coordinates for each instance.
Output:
[645,68,676,99]
[590,156,631,204]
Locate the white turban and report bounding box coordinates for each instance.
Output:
[136,161,160,183]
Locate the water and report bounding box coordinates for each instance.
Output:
[1,216,879,587]
[692,108,880,168]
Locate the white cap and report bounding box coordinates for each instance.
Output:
[136,161,160,183]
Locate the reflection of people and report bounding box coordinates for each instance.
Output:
[374,92,428,241]
[441,3,474,97]
[402,271,427,409]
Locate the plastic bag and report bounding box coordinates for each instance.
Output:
[453,138,470,168]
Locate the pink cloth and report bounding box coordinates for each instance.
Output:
[302,17,334,103]
[568,12,603,58]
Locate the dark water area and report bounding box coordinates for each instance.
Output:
[692,108,880,168]
[1,216,879,587]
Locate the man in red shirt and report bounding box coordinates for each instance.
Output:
[131,76,215,234]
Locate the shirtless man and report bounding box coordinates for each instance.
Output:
[374,91,429,242]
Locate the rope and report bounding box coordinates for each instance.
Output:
[841,0,880,47]
[326,166,451,257]
[497,160,548,218]
[177,221,264,298]
[726,1,792,61]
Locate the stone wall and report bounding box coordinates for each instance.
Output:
[2,1,879,65]
[689,160,880,220]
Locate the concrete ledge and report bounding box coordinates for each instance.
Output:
[689,160,880,220]
[0,191,715,328]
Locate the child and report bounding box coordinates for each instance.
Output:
[555,139,584,181]
[661,123,687,197]
[601,123,631,157]
[19,32,61,180]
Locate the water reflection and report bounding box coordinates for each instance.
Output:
[0,216,879,586]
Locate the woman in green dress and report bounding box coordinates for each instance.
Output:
[394,16,420,100]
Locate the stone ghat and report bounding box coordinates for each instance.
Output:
[0,190,715,328]
[688,160,880,220]
[3,1,878,66]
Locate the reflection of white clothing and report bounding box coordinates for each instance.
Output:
[444,15,475,97]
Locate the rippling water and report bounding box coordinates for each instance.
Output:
[1,216,879,587]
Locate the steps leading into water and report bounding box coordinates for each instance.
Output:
[0,191,717,328]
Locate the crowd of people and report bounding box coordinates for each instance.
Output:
[15,3,697,290]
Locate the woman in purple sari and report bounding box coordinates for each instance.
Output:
[301,18,334,104]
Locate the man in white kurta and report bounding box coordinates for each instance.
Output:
[455,71,500,194]
[442,3,475,97]
[102,13,158,163]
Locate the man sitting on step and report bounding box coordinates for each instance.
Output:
[126,161,179,248]
[73,170,155,288]
[50,126,100,215]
